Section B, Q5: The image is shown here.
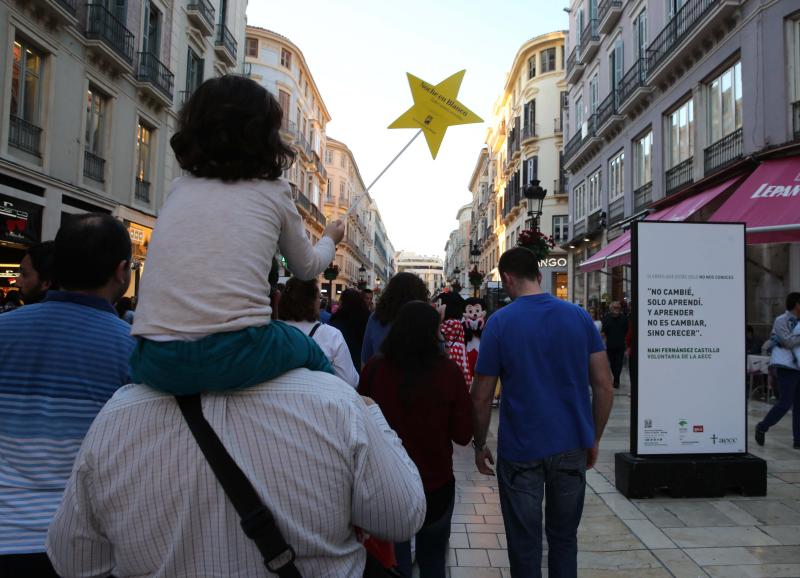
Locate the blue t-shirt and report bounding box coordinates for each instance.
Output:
[475,293,605,462]
[360,313,391,365]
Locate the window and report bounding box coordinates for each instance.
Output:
[667,0,690,18]
[789,17,800,105]
[524,99,535,133]
[707,61,742,145]
[574,95,583,134]
[665,99,694,168]
[85,88,106,157]
[278,90,290,129]
[588,169,602,213]
[339,181,345,197]
[574,181,586,221]
[634,10,647,59]
[186,48,204,93]
[528,55,536,79]
[325,149,332,164]
[589,74,599,114]
[340,153,346,169]
[609,39,624,96]
[142,1,161,56]
[634,131,653,188]
[553,215,569,243]
[10,39,43,125]
[246,37,258,57]
[281,48,292,69]
[136,121,152,183]
[540,47,556,73]
[609,150,624,200]
[560,44,565,69]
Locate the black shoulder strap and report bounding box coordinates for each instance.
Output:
[308,323,322,338]
[175,394,302,578]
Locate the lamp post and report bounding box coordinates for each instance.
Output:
[323,263,339,302]
[357,264,367,290]
[523,179,547,232]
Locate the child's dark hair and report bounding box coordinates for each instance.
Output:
[171,75,295,181]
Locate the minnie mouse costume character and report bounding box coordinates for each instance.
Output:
[463,298,487,379]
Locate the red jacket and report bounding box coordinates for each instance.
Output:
[359,356,473,492]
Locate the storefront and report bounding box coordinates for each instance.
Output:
[538,254,569,300]
[0,193,43,297]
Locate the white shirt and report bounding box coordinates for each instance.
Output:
[46,370,426,578]
[284,320,360,387]
[132,177,335,338]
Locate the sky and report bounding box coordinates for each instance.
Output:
[247,0,568,258]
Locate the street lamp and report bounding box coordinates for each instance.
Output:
[523,179,547,231]
[323,263,339,302]
[470,241,481,265]
[357,264,367,290]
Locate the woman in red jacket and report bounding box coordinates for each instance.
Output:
[359,300,473,578]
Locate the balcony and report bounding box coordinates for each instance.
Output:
[573,219,587,239]
[665,157,694,195]
[704,128,742,175]
[9,115,42,157]
[135,178,151,204]
[84,3,135,71]
[313,151,327,180]
[578,19,600,64]
[618,58,653,115]
[280,119,297,141]
[214,24,237,66]
[563,114,602,171]
[83,150,105,182]
[595,90,624,138]
[30,0,78,26]
[646,0,741,87]
[554,117,563,134]
[186,0,215,37]
[566,48,585,84]
[311,203,327,227]
[136,52,174,106]
[608,196,625,224]
[563,130,583,164]
[793,101,800,142]
[587,209,606,234]
[633,181,653,212]
[552,178,567,197]
[598,0,623,34]
[522,124,537,143]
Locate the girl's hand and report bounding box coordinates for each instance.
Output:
[323,220,345,244]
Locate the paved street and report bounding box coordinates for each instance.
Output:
[442,376,800,578]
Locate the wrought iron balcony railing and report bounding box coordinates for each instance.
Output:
[633,181,653,212]
[186,0,215,31]
[215,24,238,61]
[595,90,618,130]
[85,3,135,65]
[619,58,649,108]
[137,51,174,99]
[580,19,600,57]
[522,124,537,141]
[56,0,77,14]
[598,0,623,30]
[563,129,583,163]
[704,128,743,175]
[83,150,105,182]
[608,196,625,224]
[9,115,42,156]
[665,157,694,195]
[135,178,151,203]
[646,0,718,78]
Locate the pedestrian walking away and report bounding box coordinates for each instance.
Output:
[359,301,473,578]
[756,291,800,449]
[330,288,371,372]
[471,247,614,578]
[602,301,628,388]
[0,214,135,576]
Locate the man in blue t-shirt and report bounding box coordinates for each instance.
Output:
[472,247,614,578]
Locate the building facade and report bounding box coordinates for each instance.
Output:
[471,31,570,300]
[562,0,800,326]
[395,250,444,297]
[0,0,247,295]
[444,203,472,290]
[245,26,329,245]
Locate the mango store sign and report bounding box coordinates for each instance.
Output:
[540,257,567,268]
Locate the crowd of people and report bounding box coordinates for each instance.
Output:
[0,75,616,578]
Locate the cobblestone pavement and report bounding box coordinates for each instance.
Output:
[436,375,800,578]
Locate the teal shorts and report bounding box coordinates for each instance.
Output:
[130,321,334,395]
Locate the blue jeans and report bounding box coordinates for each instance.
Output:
[498,449,587,578]
[395,492,454,578]
[758,367,800,443]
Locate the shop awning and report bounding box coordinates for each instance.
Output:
[578,177,740,272]
[710,158,800,244]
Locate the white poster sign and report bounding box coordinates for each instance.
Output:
[634,222,745,455]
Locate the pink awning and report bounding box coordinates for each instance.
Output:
[578,178,739,272]
[710,158,800,244]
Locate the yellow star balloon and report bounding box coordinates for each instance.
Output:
[389,70,483,159]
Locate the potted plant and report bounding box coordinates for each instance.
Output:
[468,266,485,289]
[517,229,555,260]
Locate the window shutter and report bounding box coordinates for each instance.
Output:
[533,156,539,181]
[523,156,529,185]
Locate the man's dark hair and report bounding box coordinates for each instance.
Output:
[374,272,429,324]
[171,75,295,181]
[498,247,541,282]
[787,292,800,311]
[55,214,132,291]
[278,278,319,323]
[26,241,59,290]
[362,288,373,295]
